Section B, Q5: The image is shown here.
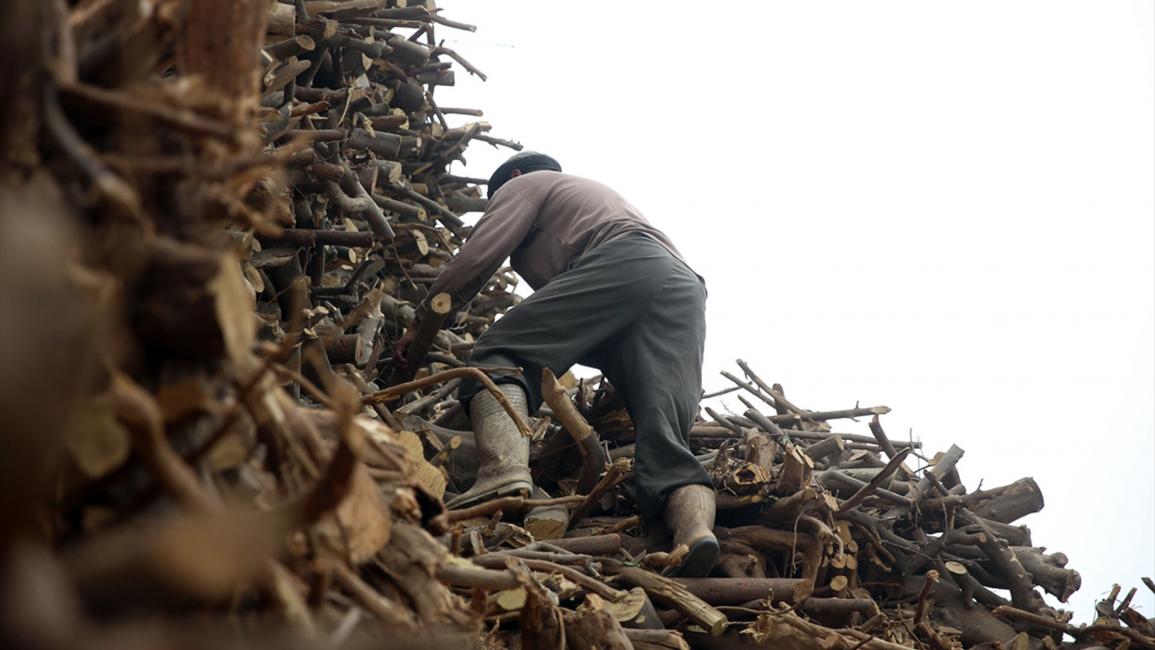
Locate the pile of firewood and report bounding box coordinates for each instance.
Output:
[0,1,1151,649]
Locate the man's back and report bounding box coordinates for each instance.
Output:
[494,170,689,289]
[424,170,692,312]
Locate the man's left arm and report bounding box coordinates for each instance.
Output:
[394,185,540,366]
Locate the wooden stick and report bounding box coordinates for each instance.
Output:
[446,495,585,522]
[434,562,519,591]
[542,368,606,493]
[471,555,625,602]
[736,360,805,415]
[868,414,904,460]
[820,469,912,507]
[362,367,532,436]
[913,570,939,625]
[567,459,632,530]
[838,448,911,513]
[720,370,780,412]
[618,567,728,636]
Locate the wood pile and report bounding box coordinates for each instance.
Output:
[0,1,1151,650]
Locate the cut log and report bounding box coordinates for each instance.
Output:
[618,568,728,636]
[671,577,813,606]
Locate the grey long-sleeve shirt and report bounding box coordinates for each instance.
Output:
[417,170,692,320]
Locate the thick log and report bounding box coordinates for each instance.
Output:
[671,577,813,606]
[388,292,450,385]
[257,228,375,248]
[348,128,403,159]
[549,534,623,556]
[981,517,1033,547]
[803,434,845,465]
[1011,546,1081,602]
[724,462,771,495]
[798,597,880,619]
[517,563,566,649]
[920,477,1045,525]
[371,193,426,220]
[265,35,316,61]
[775,443,812,495]
[971,478,1044,524]
[895,576,1039,648]
[376,524,478,631]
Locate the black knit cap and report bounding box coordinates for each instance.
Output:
[487,151,562,198]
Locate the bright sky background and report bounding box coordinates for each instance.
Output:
[437,1,1155,622]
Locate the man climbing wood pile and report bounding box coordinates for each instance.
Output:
[393,151,719,576]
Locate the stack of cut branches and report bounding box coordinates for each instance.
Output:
[0,1,1150,650]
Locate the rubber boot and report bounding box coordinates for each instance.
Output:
[663,484,719,577]
[445,384,533,509]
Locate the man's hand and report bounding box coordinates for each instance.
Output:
[392,326,419,374]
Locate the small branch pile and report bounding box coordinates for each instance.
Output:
[0,2,1151,650]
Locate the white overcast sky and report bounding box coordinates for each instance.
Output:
[436,1,1155,621]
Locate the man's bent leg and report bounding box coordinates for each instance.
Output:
[599,262,716,575]
[608,265,710,517]
[444,383,532,509]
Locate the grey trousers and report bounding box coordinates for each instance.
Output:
[458,234,712,518]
